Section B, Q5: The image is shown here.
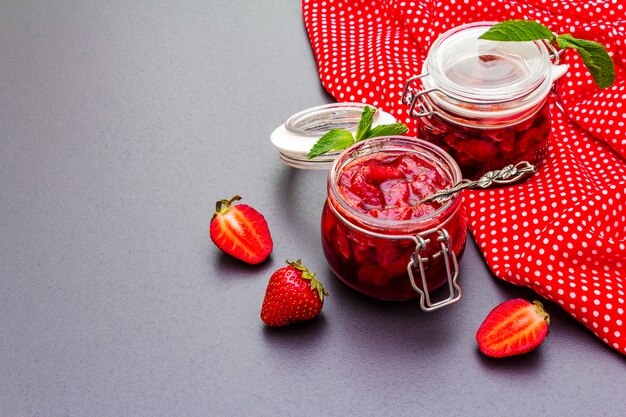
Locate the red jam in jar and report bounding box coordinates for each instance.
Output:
[402,22,568,180]
[321,136,467,307]
[418,101,551,180]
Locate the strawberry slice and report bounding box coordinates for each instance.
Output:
[476,299,550,358]
[210,195,273,264]
[363,165,404,183]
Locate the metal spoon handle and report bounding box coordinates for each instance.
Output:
[419,161,537,204]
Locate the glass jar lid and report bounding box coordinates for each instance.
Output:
[425,21,550,103]
[270,102,397,170]
[401,22,568,125]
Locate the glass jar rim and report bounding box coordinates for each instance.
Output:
[328,136,463,230]
[285,102,378,137]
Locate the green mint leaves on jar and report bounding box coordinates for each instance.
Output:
[479,20,616,89]
[307,106,408,159]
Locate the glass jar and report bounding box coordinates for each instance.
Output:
[402,22,568,180]
[321,136,468,311]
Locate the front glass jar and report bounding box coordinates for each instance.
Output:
[321,136,468,310]
[402,22,568,180]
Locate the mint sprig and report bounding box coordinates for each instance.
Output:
[479,20,616,89]
[307,106,408,159]
[556,34,615,89]
[307,130,354,159]
[355,105,377,142]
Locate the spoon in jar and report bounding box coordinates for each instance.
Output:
[418,161,537,204]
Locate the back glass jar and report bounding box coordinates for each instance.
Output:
[402,22,568,180]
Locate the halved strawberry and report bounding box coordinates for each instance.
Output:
[476,298,550,358]
[261,260,328,327]
[210,195,273,264]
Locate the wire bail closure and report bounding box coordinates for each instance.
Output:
[327,201,462,312]
[407,229,461,312]
[401,73,437,118]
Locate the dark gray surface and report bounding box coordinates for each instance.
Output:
[1,1,624,416]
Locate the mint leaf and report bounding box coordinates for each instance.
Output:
[479,20,554,42]
[366,123,409,139]
[306,105,409,159]
[307,129,354,159]
[556,34,615,89]
[355,105,376,142]
[478,20,616,89]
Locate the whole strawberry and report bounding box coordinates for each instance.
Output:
[210,195,273,264]
[476,298,550,358]
[261,260,328,327]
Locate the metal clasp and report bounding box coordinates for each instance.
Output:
[408,228,462,312]
[326,200,462,312]
[401,73,436,118]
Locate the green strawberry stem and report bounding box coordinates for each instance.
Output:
[213,195,242,220]
[287,259,329,302]
[532,300,551,326]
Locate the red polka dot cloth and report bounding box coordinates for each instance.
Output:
[303,0,626,354]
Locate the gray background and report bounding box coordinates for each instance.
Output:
[1,1,624,416]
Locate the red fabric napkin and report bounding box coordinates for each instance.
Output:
[303,0,626,354]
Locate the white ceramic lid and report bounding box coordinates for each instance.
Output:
[270,103,397,170]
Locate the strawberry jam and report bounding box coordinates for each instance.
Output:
[417,100,550,180]
[337,153,449,220]
[322,137,467,302]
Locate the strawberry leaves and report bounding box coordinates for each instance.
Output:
[212,195,242,220]
[287,259,328,302]
[479,20,616,89]
[307,105,408,159]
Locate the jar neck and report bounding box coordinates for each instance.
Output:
[327,136,463,234]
